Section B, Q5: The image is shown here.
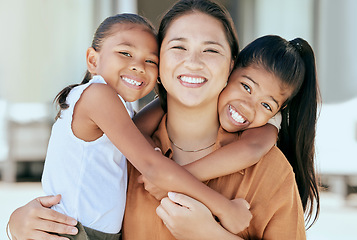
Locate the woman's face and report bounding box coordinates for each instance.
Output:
[159,12,233,108]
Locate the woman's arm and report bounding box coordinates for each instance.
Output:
[8,195,77,240]
[185,124,278,181]
[82,84,248,234]
[156,192,247,240]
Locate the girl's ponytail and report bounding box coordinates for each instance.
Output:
[278,38,320,227]
[54,71,92,120]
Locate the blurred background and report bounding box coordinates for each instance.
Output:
[0,0,356,239]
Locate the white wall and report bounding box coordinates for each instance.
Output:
[0,0,94,103]
[254,0,314,43]
[316,0,357,103]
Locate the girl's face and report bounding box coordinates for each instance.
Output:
[159,12,233,108]
[88,24,159,102]
[218,65,294,132]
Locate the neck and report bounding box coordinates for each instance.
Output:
[166,98,220,165]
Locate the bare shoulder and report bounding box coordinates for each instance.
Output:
[81,83,117,102]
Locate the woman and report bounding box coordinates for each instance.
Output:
[122,1,309,239]
[8,0,309,239]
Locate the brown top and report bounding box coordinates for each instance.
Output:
[123,115,306,240]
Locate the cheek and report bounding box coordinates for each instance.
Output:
[149,66,159,80]
[251,112,272,128]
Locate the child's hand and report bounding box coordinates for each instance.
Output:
[219,198,252,234]
[138,174,168,200]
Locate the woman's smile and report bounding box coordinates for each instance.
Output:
[159,12,232,108]
[178,74,207,88]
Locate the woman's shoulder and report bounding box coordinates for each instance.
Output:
[253,146,294,183]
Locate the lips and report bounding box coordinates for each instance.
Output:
[121,76,145,89]
[228,105,248,125]
[178,75,207,87]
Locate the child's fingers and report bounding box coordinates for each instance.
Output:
[232,198,250,209]
[137,175,144,183]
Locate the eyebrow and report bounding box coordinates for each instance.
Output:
[116,41,133,47]
[243,75,280,108]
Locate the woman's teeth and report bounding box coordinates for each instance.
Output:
[180,76,205,84]
[229,105,246,124]
[122,76,142,86]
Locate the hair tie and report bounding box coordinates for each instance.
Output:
[290,39,303,53]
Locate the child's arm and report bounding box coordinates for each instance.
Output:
[134,98,279,181]
[139,124,278,199]
[133,97,164,147]
[81,84,248,234]
[185,124,278,181]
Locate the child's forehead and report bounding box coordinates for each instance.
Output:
[231,65,294,95]
[108,23,150,34]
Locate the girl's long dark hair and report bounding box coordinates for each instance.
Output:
[236,35,320,228]
[54,13,156,119]
[156,0,239,112]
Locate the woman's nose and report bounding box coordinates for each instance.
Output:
[184,51,203,70]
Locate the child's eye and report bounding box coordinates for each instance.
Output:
[241,83,251,93]
[262,103,272,111]
[146,59,158,65]
[119,52,131,57]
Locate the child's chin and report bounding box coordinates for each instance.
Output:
[222,123,244,133]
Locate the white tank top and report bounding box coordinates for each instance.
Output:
[42,75,134,233]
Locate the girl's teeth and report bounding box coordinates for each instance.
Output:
[122,77,142,86]
[180,76,205,84]
[229,105,246,124]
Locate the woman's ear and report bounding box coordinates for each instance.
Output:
[86,47,98,74]
[229,59,234,72]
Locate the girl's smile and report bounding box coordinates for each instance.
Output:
[219,65,294,132]
[88,24,159,102]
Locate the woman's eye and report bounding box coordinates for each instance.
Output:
[204,49,219,54]
[241,83,251,93]
[172,46,186,50]
[119,52,131,57]
[262,103,272,111]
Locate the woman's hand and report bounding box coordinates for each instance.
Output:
[156,192,246,240]
[138,174,168,200]
[8,195,78,240]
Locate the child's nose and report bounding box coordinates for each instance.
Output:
[130,60,145,73]
[238,100,255,122]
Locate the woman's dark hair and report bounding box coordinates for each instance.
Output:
[54,13,156,119]
[156,0,239,111]
[237,35,320,228]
